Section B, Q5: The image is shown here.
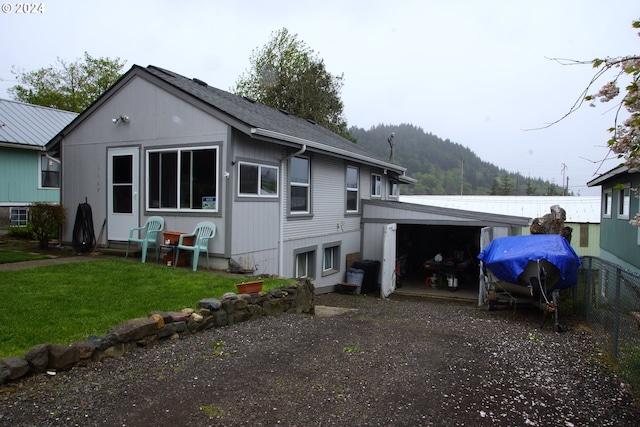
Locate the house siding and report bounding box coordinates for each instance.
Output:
[227,133,283,274]
[600,176,640,268]
[0,147,59,204]
[60,76,229,253]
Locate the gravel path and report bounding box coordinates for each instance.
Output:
[0,293,638,426]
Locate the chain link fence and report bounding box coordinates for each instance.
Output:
[574,256,640,391]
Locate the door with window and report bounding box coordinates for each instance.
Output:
[108,147,139,241]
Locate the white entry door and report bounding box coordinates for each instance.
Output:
[380,223,397,298]
[107,147,139,241]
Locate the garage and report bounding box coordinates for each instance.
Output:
[361,199,531,303]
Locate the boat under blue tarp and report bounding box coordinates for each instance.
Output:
[478,234,582,291]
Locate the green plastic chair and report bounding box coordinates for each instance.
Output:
[125,216,165,263]
[175,221,216,271]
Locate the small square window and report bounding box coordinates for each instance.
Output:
[238,162,278,197]
[10,207,28,227]
[322,243,340,276]
[40,155,60,188]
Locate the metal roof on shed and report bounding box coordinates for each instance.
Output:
[0,99,77,149]
[399,195,601,224]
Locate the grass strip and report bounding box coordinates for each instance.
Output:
[0,258,294,358]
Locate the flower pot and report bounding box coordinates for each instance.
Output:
[236,280,263,294]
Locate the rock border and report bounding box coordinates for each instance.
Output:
[0,278,314,385]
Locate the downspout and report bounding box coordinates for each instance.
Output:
[279,144,307,277]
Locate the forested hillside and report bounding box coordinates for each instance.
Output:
[350,124,566,196]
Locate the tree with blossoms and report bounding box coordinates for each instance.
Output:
[553,19,640,224]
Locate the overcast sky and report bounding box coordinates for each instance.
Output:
[1,0,638,196]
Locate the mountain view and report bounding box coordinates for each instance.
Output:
[350,123,568,196]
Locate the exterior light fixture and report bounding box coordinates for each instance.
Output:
[112,115,130,124]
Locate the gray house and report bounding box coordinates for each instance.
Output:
[48,65,530,295]
[47,65,418,293]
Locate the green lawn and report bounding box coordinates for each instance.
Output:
[0,249,50,264]
[0,258,295,358]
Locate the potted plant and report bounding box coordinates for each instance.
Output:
[236,280,263,294]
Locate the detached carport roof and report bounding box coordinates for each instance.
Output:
[363,199,531,227]
[400,195,601,224]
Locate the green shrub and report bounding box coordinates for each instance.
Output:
[6,225,35,240]
[29,202,66,249]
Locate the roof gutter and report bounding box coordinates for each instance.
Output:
[278,143,307,277]
[0,141,46,151]
[251,127,407,175]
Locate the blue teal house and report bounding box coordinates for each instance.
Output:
[0,99,77,230]
[587,165,640,274]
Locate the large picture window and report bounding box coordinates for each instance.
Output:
[40,155,60,188]
[290,156,310,213]
[147,147,218,211]
[238,162,278,197]
[346,166,359,212]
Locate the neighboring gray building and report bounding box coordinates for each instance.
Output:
[0,99,77,230]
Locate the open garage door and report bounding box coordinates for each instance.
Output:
[381,223,397,298]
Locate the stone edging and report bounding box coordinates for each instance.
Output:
[0,278,315,385]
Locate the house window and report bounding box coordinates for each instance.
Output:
[371,174,382,197]
[388,179,399,198]
[346,166,359,212]
[290,156,310,213]
[40,155,60,188]
[603,189,612,218]
[294,248,315,278]
[322,242,341,276]
[238,162,278,197]
[617,185,630,220]
[10,207,28,226]
[147,147,218,211]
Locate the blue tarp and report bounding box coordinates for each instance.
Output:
[478,234,582,290]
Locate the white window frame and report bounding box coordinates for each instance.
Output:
[39,154,60,189]
[603,189,612,218]
[290,156,310,214]
[146,146,219,212]
[238,161,279,198]
[322,242,341,276]
[10,207,28,226]
[617,185,630,220]
[294,247,315,279]
[388,179,399,198]
[371,173,382,197]
[346,165,359,213]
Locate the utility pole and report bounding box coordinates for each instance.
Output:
[561,163,567,196]
[460,158,464,195]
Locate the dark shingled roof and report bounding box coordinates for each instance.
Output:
[144,65,406,174]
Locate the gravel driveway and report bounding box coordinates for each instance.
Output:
[1,293,638,426]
